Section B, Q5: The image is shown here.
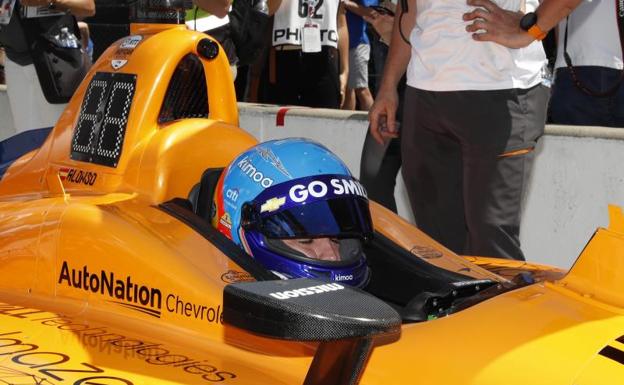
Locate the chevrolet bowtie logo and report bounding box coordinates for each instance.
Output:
[261,197,286,213]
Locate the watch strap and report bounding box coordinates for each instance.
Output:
[527,24,546,41]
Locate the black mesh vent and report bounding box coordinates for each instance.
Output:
[159,54,209,124]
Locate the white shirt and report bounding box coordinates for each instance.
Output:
[555,0,623,70]
[406,0,547,91]
[272,0,339,48]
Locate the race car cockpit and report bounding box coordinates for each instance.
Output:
[161,139,517,324]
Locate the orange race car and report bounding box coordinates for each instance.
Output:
[0,2,623,384]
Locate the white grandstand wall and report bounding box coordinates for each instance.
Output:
[239,103,624,270]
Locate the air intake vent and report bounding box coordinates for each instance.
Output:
[159,54,209,124]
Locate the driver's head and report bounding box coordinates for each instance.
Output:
[212,139,372,287]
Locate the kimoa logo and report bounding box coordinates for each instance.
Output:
[58,261,162,318]
[269,283,344,299]
[237,157,274,188]
[334,274,353,281]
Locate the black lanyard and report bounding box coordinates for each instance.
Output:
[563,0,624,97]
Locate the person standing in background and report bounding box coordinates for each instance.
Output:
[549,0,624,127]
[342,0,377,111]
[191,0,238,78]
[358,3,403,213]
[261,0,349,108]
[0,0,94,134]
[369,0,557,260]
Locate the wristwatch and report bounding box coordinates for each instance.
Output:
[519,12,547,41]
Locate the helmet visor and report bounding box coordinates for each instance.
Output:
[257,196,373,239]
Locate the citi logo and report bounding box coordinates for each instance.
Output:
[269,283,344,299]
[226,188,239,202]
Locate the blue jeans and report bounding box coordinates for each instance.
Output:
[550,66,624,127]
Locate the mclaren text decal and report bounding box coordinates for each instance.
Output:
[59,168,98,186]
[0,304,237,383]
[269,283,344,299]
[58,261,223,324]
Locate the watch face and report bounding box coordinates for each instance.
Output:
[520,12,537,31]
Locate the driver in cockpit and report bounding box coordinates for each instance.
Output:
[211,138,372,287]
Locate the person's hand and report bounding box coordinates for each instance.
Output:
[368,88,399,145]
[463,0,534,49]
[362,7,380,20]
[339,72,348,108]
[364,13,394,44]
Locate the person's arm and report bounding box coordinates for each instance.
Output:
[268,0,282,15]
[364,13,394,45]
[463,0,582,48]
[341,0,378,19]
[21,0,95,17]
[193,0,232,18]
[337,3,349,108]
[367,0,414,144]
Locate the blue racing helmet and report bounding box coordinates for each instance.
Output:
[212,138,372,287]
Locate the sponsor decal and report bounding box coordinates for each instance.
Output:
[0,329,135,384]
[269,283,344,299]
[333,274,353,282]
[165,294,223,323]
[119,35,143,50]
[111,35,142,70]
[600,344,624,365]
[236,157,274,188]
[410,246,443,259]
[288,178,367,203]
[58,261,162,318]
[255,146,292,178]
[219,213,232,230]
[59,168,98,186]
[260,197,286,213]
[225,188,239,202]
[220,270,254,283]
[57,262,223,325]
[0,305,237,383]
[273,28,338,44]
[111,59,128,70]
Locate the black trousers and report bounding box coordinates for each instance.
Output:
[265,46,341,108]
[401,85,550,260]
